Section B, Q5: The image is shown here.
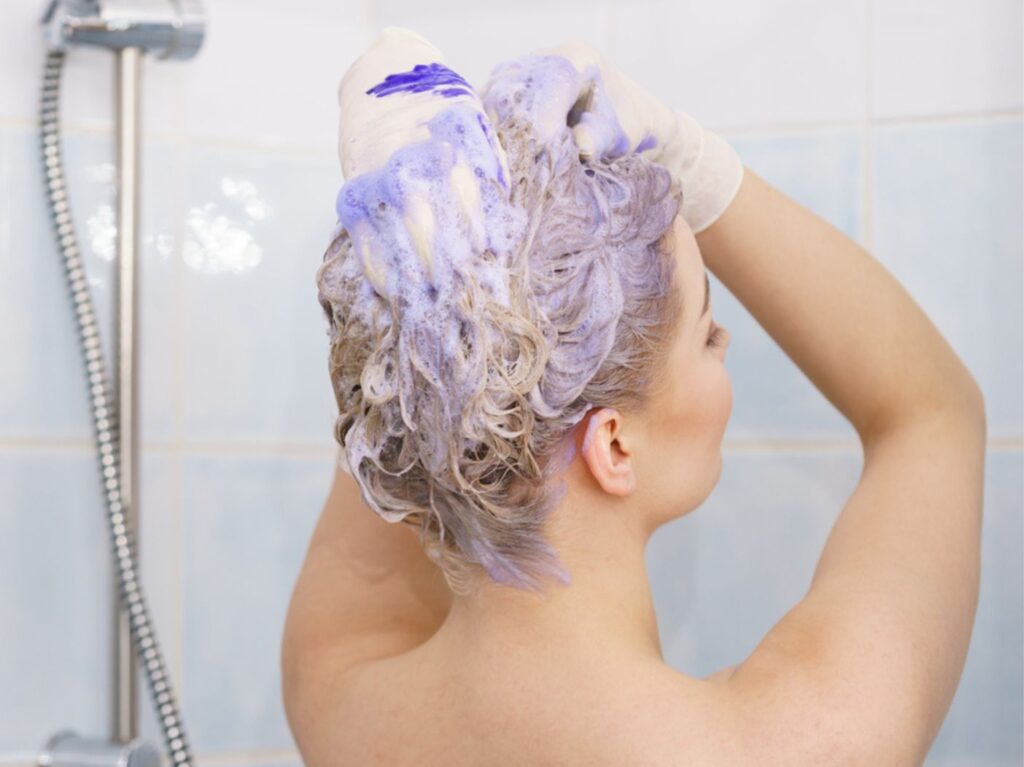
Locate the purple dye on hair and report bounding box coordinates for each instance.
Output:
[322,50,680,594]
[476,111,508,189]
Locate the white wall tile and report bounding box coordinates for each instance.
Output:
[0,1,182,132]
[375,0,614,90]
[870,0,1024,119]
[609,0,866,129]
[182,0,373,152]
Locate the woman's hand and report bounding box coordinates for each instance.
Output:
[534,40,745,234]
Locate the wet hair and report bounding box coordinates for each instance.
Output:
[315,94,683,597]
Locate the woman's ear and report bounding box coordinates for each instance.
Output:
[578,407,637,496]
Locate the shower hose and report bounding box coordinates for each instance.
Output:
[39,48,194,767]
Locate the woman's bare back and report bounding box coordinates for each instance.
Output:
[284,166,986,767]
[308,639,751,767]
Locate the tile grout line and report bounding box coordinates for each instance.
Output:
[862,0,874,252]
[1,110,1020,157]
[869,109,1024,127]
[2,436,1021,453]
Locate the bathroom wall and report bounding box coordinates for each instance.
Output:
[1,0,1020,764]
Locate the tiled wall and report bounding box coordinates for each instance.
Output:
[1,0,1020,764]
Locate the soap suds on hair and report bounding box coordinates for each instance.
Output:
[317,45,682,594]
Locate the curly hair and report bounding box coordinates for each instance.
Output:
[315,78,683,597]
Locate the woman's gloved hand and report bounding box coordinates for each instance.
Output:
[533,40,744,234]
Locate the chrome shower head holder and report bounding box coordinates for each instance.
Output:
[40,0,205,59]
[36,1,206,764]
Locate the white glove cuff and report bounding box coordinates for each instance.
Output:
[665,110,745,235]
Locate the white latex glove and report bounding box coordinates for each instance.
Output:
[334,26,518,295]
[337,26,510,184]
[533,40,744,234]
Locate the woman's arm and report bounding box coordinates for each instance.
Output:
[282,449,453,729]
[697,167,986,764]
[697,166,983,439]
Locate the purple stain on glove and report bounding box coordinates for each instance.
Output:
[366,62,475,99]
[609,132,631,157]
[635,133,657,153]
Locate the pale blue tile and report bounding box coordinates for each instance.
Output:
[0,5,182,130]
[727,129,865,243]
[182,2,371,152]
[134,451,185,749]
[182,452,332,751]
[0,446,183,754]
[136,143,180,442]
[0,126,179,442]
[873,119,1023,439]
[926,448,1023,767]
[648,449,863,676]
[0,448,113,749]
[648,446,1022,766]
[711,129,865,440]
[181,145,340,446]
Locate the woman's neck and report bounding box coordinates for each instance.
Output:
[430,499,664,664]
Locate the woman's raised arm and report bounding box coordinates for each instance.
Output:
[697,166,986,765]
[697,165,983,441]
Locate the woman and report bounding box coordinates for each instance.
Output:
[283,29,986,766]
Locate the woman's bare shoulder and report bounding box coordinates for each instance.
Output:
[633,658,873,766]
[288,646,825,767]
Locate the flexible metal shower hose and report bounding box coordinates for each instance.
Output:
[39,48,194,767]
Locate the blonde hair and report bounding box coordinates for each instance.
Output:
[315,104,683,596]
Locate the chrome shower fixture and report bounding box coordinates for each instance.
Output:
[40,0,205,59]
[36,0,205,763]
